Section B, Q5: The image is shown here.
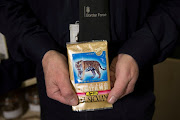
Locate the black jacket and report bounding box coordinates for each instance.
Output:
[1,0,179,65]
[0,0,179,91]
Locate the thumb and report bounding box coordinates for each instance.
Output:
[57,74,78,106]
[108,74,129,104]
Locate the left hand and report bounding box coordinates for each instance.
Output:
[42,50,78,106]
[108,54,139,104]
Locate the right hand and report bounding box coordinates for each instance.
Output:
[42,50,78,106]
[108,54,139,104]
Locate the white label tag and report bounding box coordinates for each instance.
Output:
[69,22,79,43]
[0,33,9,60]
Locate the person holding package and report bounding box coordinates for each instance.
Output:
[1,0,180,120]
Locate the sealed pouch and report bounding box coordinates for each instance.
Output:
[67,41,113,111]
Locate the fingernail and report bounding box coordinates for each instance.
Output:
[70,98,78,106]
[108,96,117,104]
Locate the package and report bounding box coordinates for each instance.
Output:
[67,41,112,111]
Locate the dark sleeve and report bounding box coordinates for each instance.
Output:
[0,0,6,33]
[119,0,180,69]
[2,0,61,63]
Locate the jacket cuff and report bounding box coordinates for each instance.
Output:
[22,32,62,64]
[118,25,159,70]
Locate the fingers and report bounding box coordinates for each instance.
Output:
[108,71,130,104]
[108,76,136,104]
[57,73,78,106]
[110,70,115,88]
[46,73,78,106]
[43,50,78,106]
[123,77,136,96]
[108,54,139,104]
[114,79,136,100]
[110,56,118,88]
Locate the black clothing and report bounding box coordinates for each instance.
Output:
[1,0,180,119]
[36,64,155,120]
[0,58,35,95]
[1,0,179,66]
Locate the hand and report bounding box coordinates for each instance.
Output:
[42,50,78,106]
[108,54,139,104]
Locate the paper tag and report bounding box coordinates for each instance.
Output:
[0,33,9,60]
[69,22,79,43]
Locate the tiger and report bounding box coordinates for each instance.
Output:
[75,60,106,80]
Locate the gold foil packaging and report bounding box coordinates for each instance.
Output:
[67,41,113,111]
